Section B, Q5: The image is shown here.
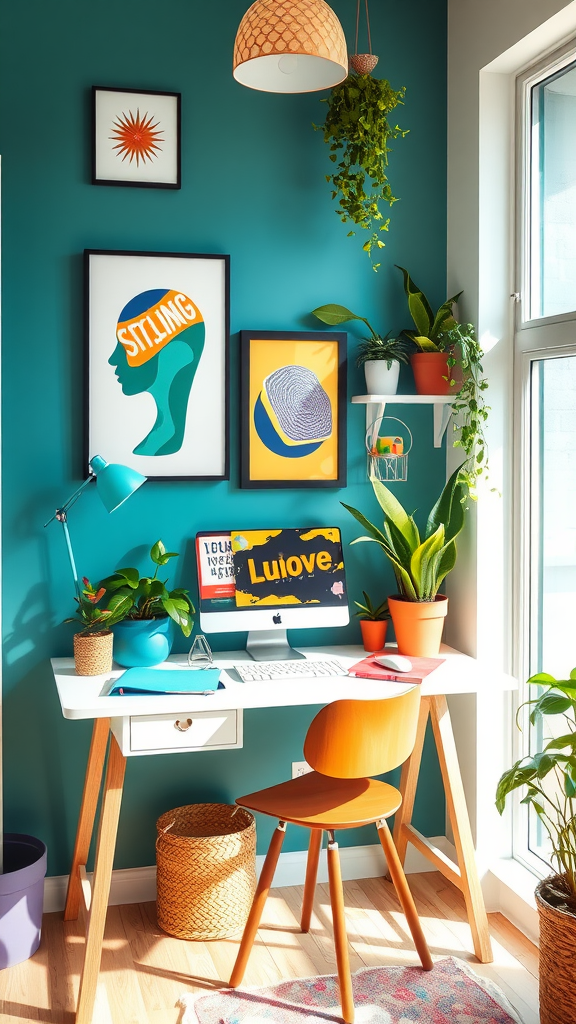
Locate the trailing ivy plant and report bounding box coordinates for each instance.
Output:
[314,72,408,270]
[398,266,490,492]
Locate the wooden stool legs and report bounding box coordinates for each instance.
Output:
[229,821,287,988]
[327,833,354,1024]
[377,819,433,971]
[301,829,323,932]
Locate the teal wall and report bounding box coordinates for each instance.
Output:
[0,0,447,876]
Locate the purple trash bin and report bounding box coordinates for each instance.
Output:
[0,833,47,969]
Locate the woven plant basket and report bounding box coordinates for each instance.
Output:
[349,53,379,74]
[536,875,576,1024]
[156,803,256,941]
[73,630,113,676]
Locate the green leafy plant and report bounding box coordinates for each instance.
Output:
[354,592,390,621]
[397,266,490,489]
[311,303,409,369]
[100,540,194,638]
[314,73,408,270]
[496,670,576,911]
[65,577,126,636]
[342,464,468,602]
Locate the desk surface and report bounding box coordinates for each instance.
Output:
[52,644,516,721]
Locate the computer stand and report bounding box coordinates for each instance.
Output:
[245,630,306,661]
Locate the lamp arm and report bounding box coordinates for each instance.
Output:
[44,474,96,601]
[43,474,95,528]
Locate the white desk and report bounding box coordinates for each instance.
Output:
[52,644,516,1024]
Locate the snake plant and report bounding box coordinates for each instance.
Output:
[342,464,468,602]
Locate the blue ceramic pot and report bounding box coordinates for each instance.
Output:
[113,617,175,667]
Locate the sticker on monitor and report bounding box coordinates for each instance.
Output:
[230,528,346,608]
[196,532,236,611]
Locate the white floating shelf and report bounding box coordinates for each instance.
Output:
[351,394,455,448]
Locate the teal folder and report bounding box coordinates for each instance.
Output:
[103,667,222,696]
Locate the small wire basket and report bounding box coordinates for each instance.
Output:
[366,415,412,483]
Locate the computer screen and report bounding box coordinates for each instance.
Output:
[196,527,349,654]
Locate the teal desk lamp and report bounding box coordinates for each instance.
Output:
[44,455,146,598]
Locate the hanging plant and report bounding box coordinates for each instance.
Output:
[314,72,408,270]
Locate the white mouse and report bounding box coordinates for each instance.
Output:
[374,654,413,673]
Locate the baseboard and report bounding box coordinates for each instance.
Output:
[43,835,454,914]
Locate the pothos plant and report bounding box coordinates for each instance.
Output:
[398,266,490,491]
[100,540,194,638]
[496,669,576,911]
[314,72,408,270]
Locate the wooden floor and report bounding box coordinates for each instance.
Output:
[0,871,539,1024]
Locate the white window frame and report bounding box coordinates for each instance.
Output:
[513,38,576,878]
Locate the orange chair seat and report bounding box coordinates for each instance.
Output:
[236,770,402,829]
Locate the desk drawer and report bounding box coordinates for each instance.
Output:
[123,709,241,755]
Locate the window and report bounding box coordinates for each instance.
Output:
[515,44,576,874]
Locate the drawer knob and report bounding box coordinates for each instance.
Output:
[174,718,193,733]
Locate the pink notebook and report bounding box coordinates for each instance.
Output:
[348,654,445,684]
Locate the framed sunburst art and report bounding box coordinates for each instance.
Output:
[92,87,181,189]
[240,331,347,489]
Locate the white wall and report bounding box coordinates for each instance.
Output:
[446,0,576,874]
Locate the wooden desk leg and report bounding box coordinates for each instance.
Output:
[392,697,429,867]
[76,733,127,1024]
[428,694,493,964]
[64,718,111,922]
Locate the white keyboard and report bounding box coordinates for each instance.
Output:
[233,659,348,682]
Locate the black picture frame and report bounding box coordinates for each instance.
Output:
[91,86,181,189]
[240,330,347,489]
[85,249,230,482]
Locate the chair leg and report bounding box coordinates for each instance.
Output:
[229,821,287,988]
[301,828,322,933]
[327,832,354,1024]
[377,819,433,971]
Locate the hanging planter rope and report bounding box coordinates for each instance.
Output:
[349,0,379,74]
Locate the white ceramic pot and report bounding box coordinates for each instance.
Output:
[364,359,400,395]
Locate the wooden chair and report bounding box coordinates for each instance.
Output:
[229,685,433,1023]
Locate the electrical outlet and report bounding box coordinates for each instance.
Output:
[292,760,313,779]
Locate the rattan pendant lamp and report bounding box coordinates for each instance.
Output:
[233,0,348,94]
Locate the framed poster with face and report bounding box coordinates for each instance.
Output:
[240,331,347,489]
[92,86,181,188]
[85,250,229,481]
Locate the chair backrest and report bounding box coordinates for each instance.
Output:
[303,685,421,779]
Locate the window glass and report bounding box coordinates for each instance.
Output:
[528,355,576,863]
[531,63,576,319]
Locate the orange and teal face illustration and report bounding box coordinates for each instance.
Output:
[109,288,206,457]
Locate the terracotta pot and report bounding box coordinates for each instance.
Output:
[411,352,462,396]
[359,618,388,653]
[387,595,448,656]
[73,629,113,676]
[536,875,576,1024]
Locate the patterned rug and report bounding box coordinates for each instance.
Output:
[181,957,523,1024]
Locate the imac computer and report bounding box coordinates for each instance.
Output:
[196,527,350,661]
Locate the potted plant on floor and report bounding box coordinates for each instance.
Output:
[311,303,409,395]
[100,540,194,667]
[397,265,490,488]
[354,592,390,652]
[314,72,408,269]
[496,669,576,1024]
[65,577,122,676]
[343,464,468,656]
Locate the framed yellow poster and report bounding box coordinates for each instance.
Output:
[240,331,347,489]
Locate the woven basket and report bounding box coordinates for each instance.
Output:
[73,630,113,676]
[536,875,576,1024]
[349,53,379,74]
[156,803,256,941]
